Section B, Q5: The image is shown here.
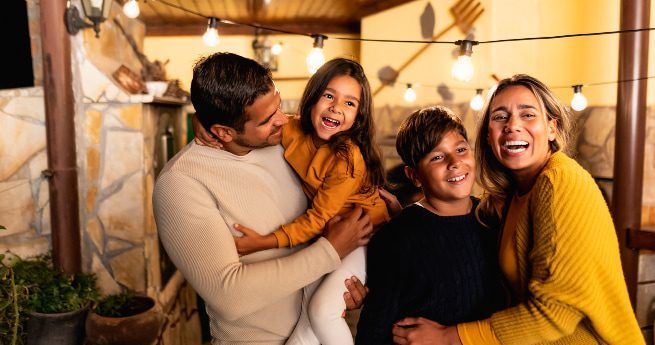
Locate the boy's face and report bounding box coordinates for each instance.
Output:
[408,131,475,202]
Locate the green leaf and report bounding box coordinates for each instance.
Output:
[0,225,6,231]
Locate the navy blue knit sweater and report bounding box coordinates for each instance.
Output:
[355,198,506,344]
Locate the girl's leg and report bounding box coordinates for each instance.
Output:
[285,277,322,345]
[309,246,366,345]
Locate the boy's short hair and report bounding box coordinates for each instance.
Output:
[396,106,468,168]
[190,52,273,133]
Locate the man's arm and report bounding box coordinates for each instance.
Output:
[153,171,372,321]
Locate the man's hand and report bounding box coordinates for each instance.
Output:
[391,317,462,345]
[192,114,223,149]
[379,188,402,218]
[344,275,368,311]
[233,224,278,255]
[323,207,372,258]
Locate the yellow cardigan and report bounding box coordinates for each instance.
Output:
[459,152,643,344]
[272,118,388,247]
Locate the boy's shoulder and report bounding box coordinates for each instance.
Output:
[371,205,430,242]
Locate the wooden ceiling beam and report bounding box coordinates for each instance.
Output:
[146,22,360,36]
[356,0,414,18]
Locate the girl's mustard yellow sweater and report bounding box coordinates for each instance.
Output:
[459,152,643,344]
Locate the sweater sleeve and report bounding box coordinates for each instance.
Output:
[489,164,636,344]
[153,171,341,321]
[458,319,501,345]
[274,150,366,247]
[355,226,406,345]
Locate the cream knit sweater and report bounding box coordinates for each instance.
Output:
[153,143,341,344]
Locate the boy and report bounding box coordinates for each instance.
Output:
[355,106,505,344]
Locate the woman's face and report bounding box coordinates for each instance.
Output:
[310,75,361,141]
[487,85,556,183]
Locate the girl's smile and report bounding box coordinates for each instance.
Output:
[311,75,361,141]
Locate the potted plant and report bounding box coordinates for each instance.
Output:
[86,291,164,345]
[12,253,98,345]
[0,250,26,345]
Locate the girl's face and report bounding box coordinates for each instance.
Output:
[487,85,556,184]
[311,75,361,141]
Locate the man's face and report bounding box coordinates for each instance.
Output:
[232,87,287,152]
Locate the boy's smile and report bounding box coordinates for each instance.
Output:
[407,130,475,215]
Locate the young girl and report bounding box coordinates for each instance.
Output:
[195,58,389,345]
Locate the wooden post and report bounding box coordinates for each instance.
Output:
[613,0,650,307]
[39,0,82,274]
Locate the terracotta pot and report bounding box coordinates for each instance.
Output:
[26,306,89,345]
[85,296,164,345]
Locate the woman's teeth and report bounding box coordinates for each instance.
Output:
[503,140,529,153]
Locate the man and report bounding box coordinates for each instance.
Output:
[153,52,371,345]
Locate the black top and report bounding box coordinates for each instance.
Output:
[356,198,506,344]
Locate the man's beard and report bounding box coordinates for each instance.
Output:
[232,127,281,149]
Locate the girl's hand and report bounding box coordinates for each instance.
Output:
[344,275,368,311]
[379,188,402,217]
[233,224,278,255]
[392,317,462,345]
[191,114,223,149]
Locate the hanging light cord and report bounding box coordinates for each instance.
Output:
[150,0,653,43]
[145,0,654,90]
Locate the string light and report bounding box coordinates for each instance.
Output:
[452,40,477,82]
[404,84,417,103]
[122,0,140,18]
[142,0,655,103]
[307,34,327,74]
[470,89,484,111]
[202,17,220,47]
[271,42,283,55]
[571,85,588,111]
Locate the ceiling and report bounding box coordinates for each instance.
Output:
[138,0,415,36]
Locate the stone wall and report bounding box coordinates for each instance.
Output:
[0,87,49,257]
[0,1,202,343]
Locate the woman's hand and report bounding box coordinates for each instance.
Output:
[233,224,278,255]
[343,275,368,311]
[191,114,223,149]
[380,188,402,218]
[392,317,462,345]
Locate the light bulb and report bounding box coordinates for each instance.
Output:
[470,89,484,111]
[451,40,477,82]
[307,48,325,74]
[271,43,283,55]
[203,18,220,47]
[571,85,588,111]
[404,84,417,103]
[122,0,140,18]
[452,55,474,82]
[307,35,327,74]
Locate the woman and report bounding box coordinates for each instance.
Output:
[388,75,643,345]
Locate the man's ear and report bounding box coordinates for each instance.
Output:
[210,124,236,143]
[404,166,422,189]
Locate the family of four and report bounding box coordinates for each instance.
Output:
[153,52,643,345]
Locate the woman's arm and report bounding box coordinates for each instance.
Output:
[488,165,640,344]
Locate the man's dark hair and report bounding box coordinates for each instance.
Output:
[396,106,468,168]
[190,52,273,133]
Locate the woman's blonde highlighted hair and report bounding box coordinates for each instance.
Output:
[475,74,573,221]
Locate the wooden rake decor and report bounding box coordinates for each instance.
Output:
[373,0,484,97]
